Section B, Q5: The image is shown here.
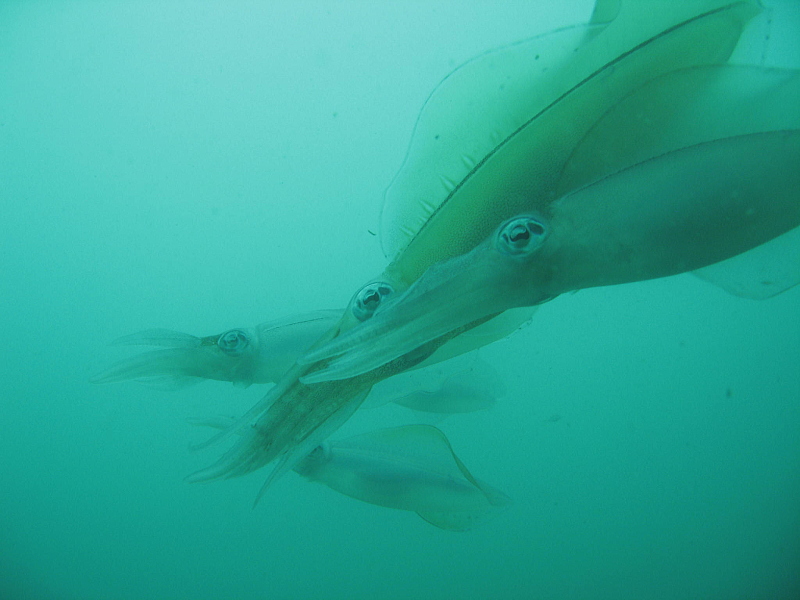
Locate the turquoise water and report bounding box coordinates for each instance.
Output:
[2,2,799,599]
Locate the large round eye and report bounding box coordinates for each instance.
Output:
[495,215,547,256]
[352,282,394,322]
[217,329,249,356]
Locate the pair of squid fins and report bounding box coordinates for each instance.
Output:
[92,313,511,531]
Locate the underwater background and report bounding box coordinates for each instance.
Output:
[1,1,799,599]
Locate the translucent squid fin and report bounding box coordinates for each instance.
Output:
[383,1,759,281]
[693,226,800,299]
[589,0,622,26]
[417,482,512,532]
[559,65,800,195]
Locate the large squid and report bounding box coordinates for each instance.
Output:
[97,0,800,523]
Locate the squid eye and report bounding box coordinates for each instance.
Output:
[352,282,394,322]
[217,329,249,356]
[496,215,547,256]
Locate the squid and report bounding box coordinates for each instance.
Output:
[194,418,510,531]
[100,0,800,515]
[92,313,502,414]
[293,425,510,532]
[91,311,341,390]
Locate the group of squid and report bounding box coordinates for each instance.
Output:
[94,0,800,531]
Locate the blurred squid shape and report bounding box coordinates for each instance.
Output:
[294,425,511,531]
[366,352,504,414]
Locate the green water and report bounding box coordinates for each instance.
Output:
[1,1,798,599]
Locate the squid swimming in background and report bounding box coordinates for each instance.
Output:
[95,0,800,529]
